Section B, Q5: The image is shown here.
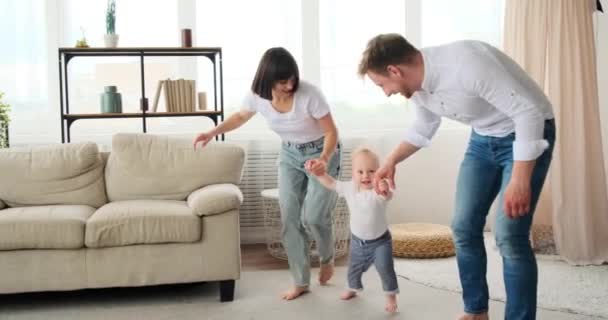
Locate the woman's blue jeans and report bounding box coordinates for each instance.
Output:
[452,119,555,320]
[278,137,341,286]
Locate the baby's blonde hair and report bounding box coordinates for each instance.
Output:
[351,146,380,166]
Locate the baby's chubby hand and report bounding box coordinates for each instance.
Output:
[378,179,392,197]
[304,158,327,176]
[378,180,389,192]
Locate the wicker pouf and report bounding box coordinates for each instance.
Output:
[389,223,455,258]
[261,188,350,261]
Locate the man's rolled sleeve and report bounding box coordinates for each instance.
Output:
[462,52,550,161]
[404,104,442,148]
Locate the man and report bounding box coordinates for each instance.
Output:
[359,34,555,320]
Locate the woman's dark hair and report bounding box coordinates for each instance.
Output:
[251,47,300,100]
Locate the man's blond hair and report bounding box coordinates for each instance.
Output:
[358,33,420,77]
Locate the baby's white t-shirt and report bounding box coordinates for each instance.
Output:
[335,180,389,240]
[240,81,331,143]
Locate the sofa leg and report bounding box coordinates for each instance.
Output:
[219,280,235,302]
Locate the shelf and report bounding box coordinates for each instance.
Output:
[64,112,143,120]
[59,47,224,142]
[63,111,222,120]
[58,47,222,58]
[59,47,222,52]
[146,111,222,117]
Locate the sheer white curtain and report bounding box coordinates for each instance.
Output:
[0,0,56,145]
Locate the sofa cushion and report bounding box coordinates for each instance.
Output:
[0,142,107,208]
[0,200,5,210]
[187,184,243,216]
[85,200,201,248]
[0,205,96,250]
[104,133,245,202]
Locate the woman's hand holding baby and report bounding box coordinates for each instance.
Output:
[305,158,327,176]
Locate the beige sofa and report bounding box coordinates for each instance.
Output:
[0,133,245,302]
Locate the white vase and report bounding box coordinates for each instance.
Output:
[104,34,119,48]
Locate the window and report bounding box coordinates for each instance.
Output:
[420,0,506,130]
[421,0,505,48]
[0,1,50,142]
[196,0,302,140]
[2,0,507,145]
[320,0,412,137]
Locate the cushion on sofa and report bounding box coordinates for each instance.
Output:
[104,133,245,202]
[0,205,96,250]
[85,200,201,248]
[187,184,243,216]
[0,142,107,208]
[0,200,5,210]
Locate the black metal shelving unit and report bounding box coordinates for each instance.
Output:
[58,47,224,143]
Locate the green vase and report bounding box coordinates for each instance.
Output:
[100,86,122,113]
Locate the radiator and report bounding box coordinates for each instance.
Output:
[237,140,355,243]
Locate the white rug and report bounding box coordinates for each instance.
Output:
[394,234,608,319]
[0,265,598,320]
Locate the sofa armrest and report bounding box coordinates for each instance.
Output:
[187,184,243,217]
[0,200,5,210]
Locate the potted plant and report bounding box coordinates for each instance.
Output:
[104,0,118,48]
[0,92,11,148]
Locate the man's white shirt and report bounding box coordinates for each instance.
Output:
[406,40,554,161]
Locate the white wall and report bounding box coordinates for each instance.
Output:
[365,127,468,226]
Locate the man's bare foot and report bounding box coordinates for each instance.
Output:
[340,290,357,300]
[318,263,334,285]
[385,294,398,313]
[458,312,489,320]
[281,286,309,300]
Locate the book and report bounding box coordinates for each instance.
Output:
[189,80,196,112]
[179,79,186,112]
[151,80,164,112]
[163,78,171,112]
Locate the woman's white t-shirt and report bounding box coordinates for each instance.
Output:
[241,81,331,143]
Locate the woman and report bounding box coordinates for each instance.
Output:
[193,47,341,300]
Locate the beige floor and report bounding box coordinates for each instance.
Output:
[0,245,600,320]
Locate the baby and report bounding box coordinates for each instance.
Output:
[306,147,399,313]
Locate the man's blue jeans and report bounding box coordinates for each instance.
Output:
[452,119,555,320]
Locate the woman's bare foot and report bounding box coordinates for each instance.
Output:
[281,285,309,300]
[458,312,489,320]
[385,294,398,313]
[340,290,357,300]
[318,263,334,285]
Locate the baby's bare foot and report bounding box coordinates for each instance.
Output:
[385,294,398,313]
[458,312,489,320]
[318,263,334,285]
[340,290,357,300]
[281,286,309,300]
